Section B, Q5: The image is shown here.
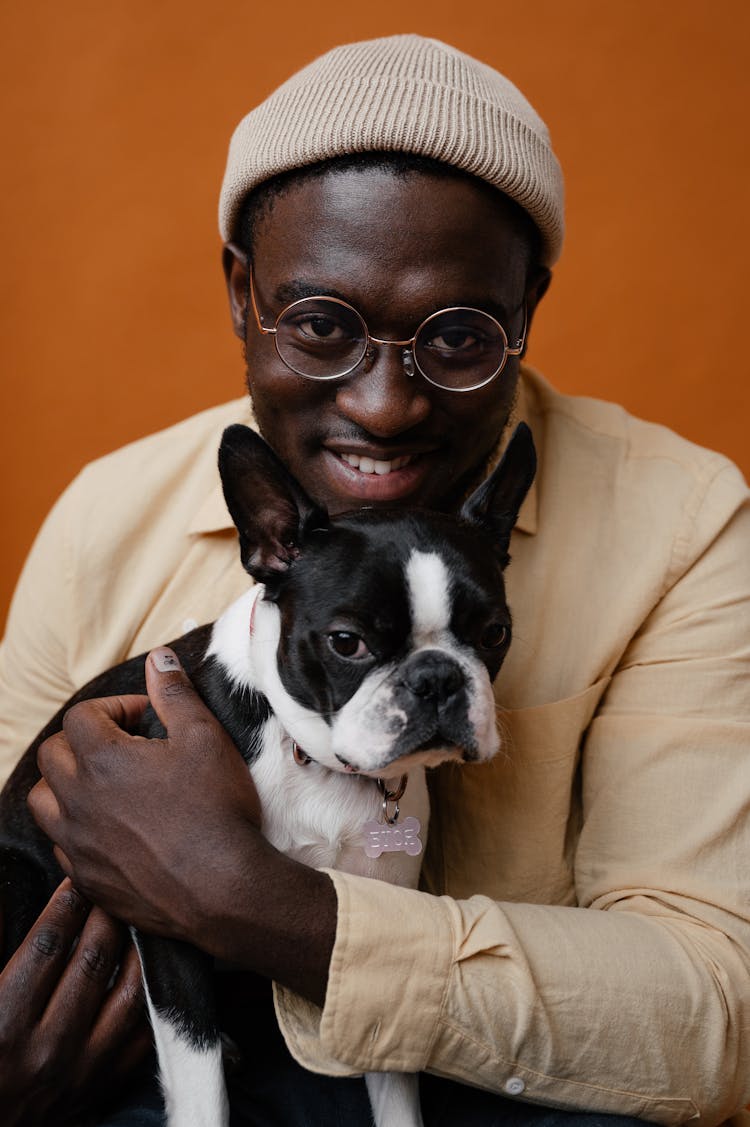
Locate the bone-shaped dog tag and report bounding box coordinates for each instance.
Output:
[362,816,423,859]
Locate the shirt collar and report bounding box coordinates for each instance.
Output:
[187,400,254,535]
[188,370,537,537]
[481,367,537,536]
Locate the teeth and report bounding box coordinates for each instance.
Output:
[340,453,414,475]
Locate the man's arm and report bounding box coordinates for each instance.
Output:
[29,653,337,1008]
[0,489,78,784]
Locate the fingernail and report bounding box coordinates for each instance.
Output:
[151,647,182,673]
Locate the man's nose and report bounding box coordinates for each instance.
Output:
[334,342,432,437]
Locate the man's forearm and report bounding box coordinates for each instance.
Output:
[191,832,337,1007]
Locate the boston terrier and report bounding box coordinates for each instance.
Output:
[0,422,536,1127]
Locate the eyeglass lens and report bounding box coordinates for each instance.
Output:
[274,298,508,390]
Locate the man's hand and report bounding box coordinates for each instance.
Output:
[0,879,149,1126]
[28,648,262,944]
[28,648,336,1006]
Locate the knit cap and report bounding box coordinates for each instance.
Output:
[219,35,564,265]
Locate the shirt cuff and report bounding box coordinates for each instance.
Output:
[274,867,454,1075]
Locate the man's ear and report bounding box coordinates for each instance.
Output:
[222,243,250,342]
[459,422,537,568]
[219,425,329,585]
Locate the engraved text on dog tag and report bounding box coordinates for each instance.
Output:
[362,816,422,859]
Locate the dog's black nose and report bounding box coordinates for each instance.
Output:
[402,650,465,700]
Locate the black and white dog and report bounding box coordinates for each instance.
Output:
[0,422,535,1127]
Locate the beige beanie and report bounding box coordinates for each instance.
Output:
[219,35,564,265]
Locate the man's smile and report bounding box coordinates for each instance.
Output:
[338,452,415,475]
[321,445,434,504]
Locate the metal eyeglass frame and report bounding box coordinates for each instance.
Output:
[243,260,527,394]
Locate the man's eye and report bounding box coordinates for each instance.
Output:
[290,314,350,343]
[327,631,371,660]
[429,328,479,352]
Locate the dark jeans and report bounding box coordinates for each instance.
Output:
[99,1079,652,1127]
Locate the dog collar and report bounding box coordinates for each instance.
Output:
[291,739,409,825]
[290,741,421,857]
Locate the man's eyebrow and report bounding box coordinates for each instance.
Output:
[275,280,517,326]
[275,280,351,305]
[442,297,515,324]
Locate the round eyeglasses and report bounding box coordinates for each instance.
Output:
[246,265,526,393]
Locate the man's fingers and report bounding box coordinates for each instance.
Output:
[91,939,145,1034]
[0,883,148,1119]
[35,728,76,789]
[0,879,90,1022]
[39,905,130,1043]
[144,647,213,734]
[28,783,78,883]
[52,843,74,877]
[32,695,151,842]
[27,777,63,840]
[35,695,149,795]
[62,694,150,744]
[86,940,147,1067]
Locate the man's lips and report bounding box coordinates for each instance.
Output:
[338,451,415,476]
[321,445,437,502]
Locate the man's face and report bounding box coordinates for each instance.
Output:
[225,168,546,515]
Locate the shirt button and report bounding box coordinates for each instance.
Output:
[505,1076,526,1096]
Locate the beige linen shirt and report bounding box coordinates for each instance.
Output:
[1,369,749,1124]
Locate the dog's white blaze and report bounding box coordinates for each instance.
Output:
[137,964,228,1127]
[405,550,500,759]
[406,550,451,644]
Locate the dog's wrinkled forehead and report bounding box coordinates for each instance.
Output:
[282,508,502,640]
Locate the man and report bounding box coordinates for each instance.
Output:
[1,34,749,1126]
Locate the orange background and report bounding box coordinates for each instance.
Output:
[1,1,749,625]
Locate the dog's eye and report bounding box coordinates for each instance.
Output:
[480,623,509,649]
[327,631,371,660]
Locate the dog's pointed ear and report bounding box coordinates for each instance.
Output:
[459,422,536,568]
[218,425,329,583]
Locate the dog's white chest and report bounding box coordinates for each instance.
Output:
[249,715,429,885]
